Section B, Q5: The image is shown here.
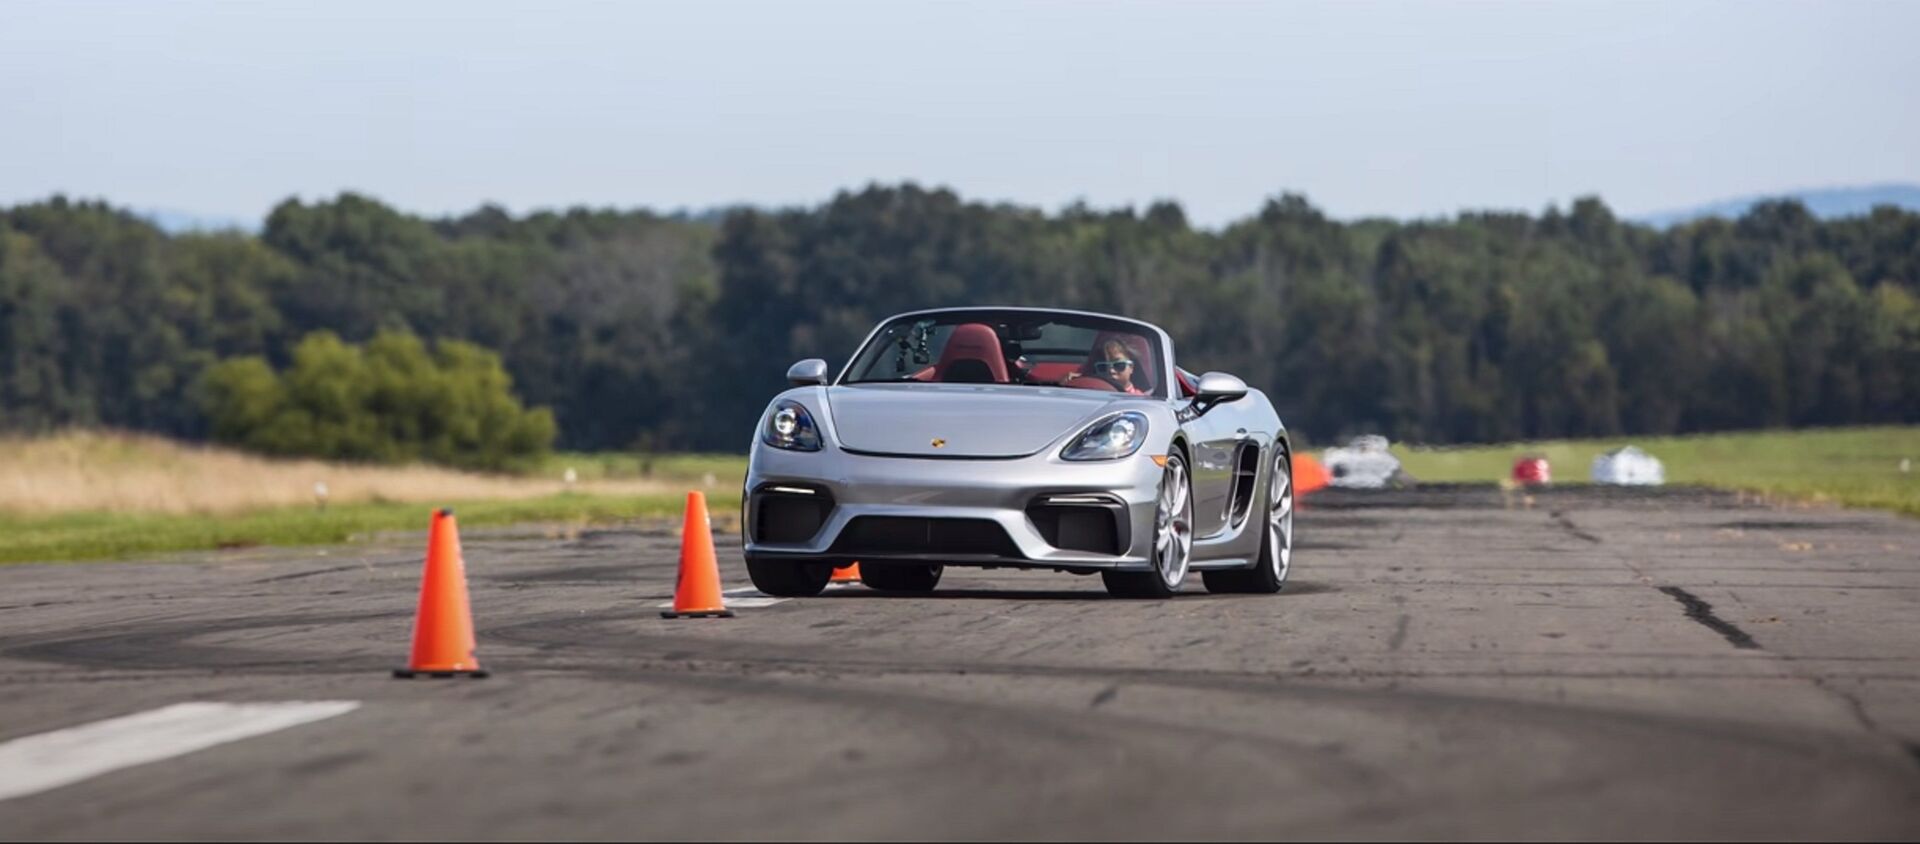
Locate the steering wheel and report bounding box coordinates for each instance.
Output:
[1060,374,1119,392]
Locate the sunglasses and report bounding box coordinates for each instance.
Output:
[1093,359,1134,373]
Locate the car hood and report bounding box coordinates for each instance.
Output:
[826,384,1129,458]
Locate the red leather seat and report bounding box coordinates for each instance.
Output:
[932,323,1009,383]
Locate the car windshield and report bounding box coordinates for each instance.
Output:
[841,311,1167,398]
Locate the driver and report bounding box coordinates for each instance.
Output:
[1076,339,1147,395]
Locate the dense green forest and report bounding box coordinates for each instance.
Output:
[2,187,1916,455]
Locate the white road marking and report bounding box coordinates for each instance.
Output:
[0,701,360,802]
[654,586,789,609]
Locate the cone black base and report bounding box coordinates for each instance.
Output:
[659,609,736,619]
[393,668,490,679]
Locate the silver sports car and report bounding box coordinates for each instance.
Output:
[742,306,1294,599]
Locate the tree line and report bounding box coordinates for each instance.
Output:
[2,186,1916,459]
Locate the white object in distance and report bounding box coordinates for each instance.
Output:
[1591,445,1665,486]
[1322,435,1402,489]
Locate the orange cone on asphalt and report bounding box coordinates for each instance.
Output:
[831,562,862,584]
[394,508,488,678]
[1294,453,1332,495]
[661,492,734,619]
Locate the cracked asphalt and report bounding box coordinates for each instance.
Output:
[3,485,1919,840]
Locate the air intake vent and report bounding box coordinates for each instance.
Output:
[1026,495,1127,555]
[831,517,1019,557]
[753,485,833,544]
[1226,444,1260,527]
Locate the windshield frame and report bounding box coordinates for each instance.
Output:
[835,307,1174,399]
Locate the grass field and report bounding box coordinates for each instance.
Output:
[0,432,740,564]
[0,492,737,565]
[2,426,1913,564]
[1391,426,1920,517]
[0,431,679,516]
[536,451,748,488]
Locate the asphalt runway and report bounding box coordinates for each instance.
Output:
[3,485,1919,840]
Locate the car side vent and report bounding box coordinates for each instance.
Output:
[1226,444,1260,527]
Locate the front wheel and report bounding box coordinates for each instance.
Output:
[1203,448,1293,594]
[745,556,834,597]
[859,563,944,592]
[1103,452,1194,599]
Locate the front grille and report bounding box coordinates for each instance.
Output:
[830,517,1019,557]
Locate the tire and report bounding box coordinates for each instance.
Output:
[1103,451,1194,599]
[1203,448,1293,594]
[744,555,834,597]
[859,563,944,592]
[1101,569,1172,598]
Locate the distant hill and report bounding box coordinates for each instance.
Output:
[135,207,255,234]
[1636,183,1920,228]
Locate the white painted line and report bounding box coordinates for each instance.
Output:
[0,701,360,802]
[720,586,791,607]
[654,587,789,609]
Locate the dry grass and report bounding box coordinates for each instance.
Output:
[0,431,676,516]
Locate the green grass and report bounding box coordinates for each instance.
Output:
[0,491,740,565]
[10,427,1913,564]
[531,451,748,487]
[1388,425,1920,517]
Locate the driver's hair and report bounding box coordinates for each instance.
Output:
[1100,339,1140,390]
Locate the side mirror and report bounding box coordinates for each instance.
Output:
[1195,371,1248,403]
[786,358,829,387]
[1189,371,1248,417]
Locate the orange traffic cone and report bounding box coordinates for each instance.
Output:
[394,509,488,678]
[661,492,734,619]
[831,562,862,584]
[1294,453,1331,496]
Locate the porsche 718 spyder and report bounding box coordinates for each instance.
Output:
[742,307,1294,599]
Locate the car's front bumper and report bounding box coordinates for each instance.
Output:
[743,444,1165,572]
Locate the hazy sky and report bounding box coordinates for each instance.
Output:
[3,0,1916,227]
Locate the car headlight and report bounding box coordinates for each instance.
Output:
[762,400,823,452]
[1061,412,1148,461]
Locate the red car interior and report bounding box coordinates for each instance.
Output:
[897,323,1171,396]
[932,323,1010,383]
[1174,367,1197,398]
[1026,362,1081,383]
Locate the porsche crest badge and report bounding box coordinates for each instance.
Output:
[930,438,947,448]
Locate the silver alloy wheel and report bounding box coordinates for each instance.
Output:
[1154,454,1194,590]
[1268,452,1294,582]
